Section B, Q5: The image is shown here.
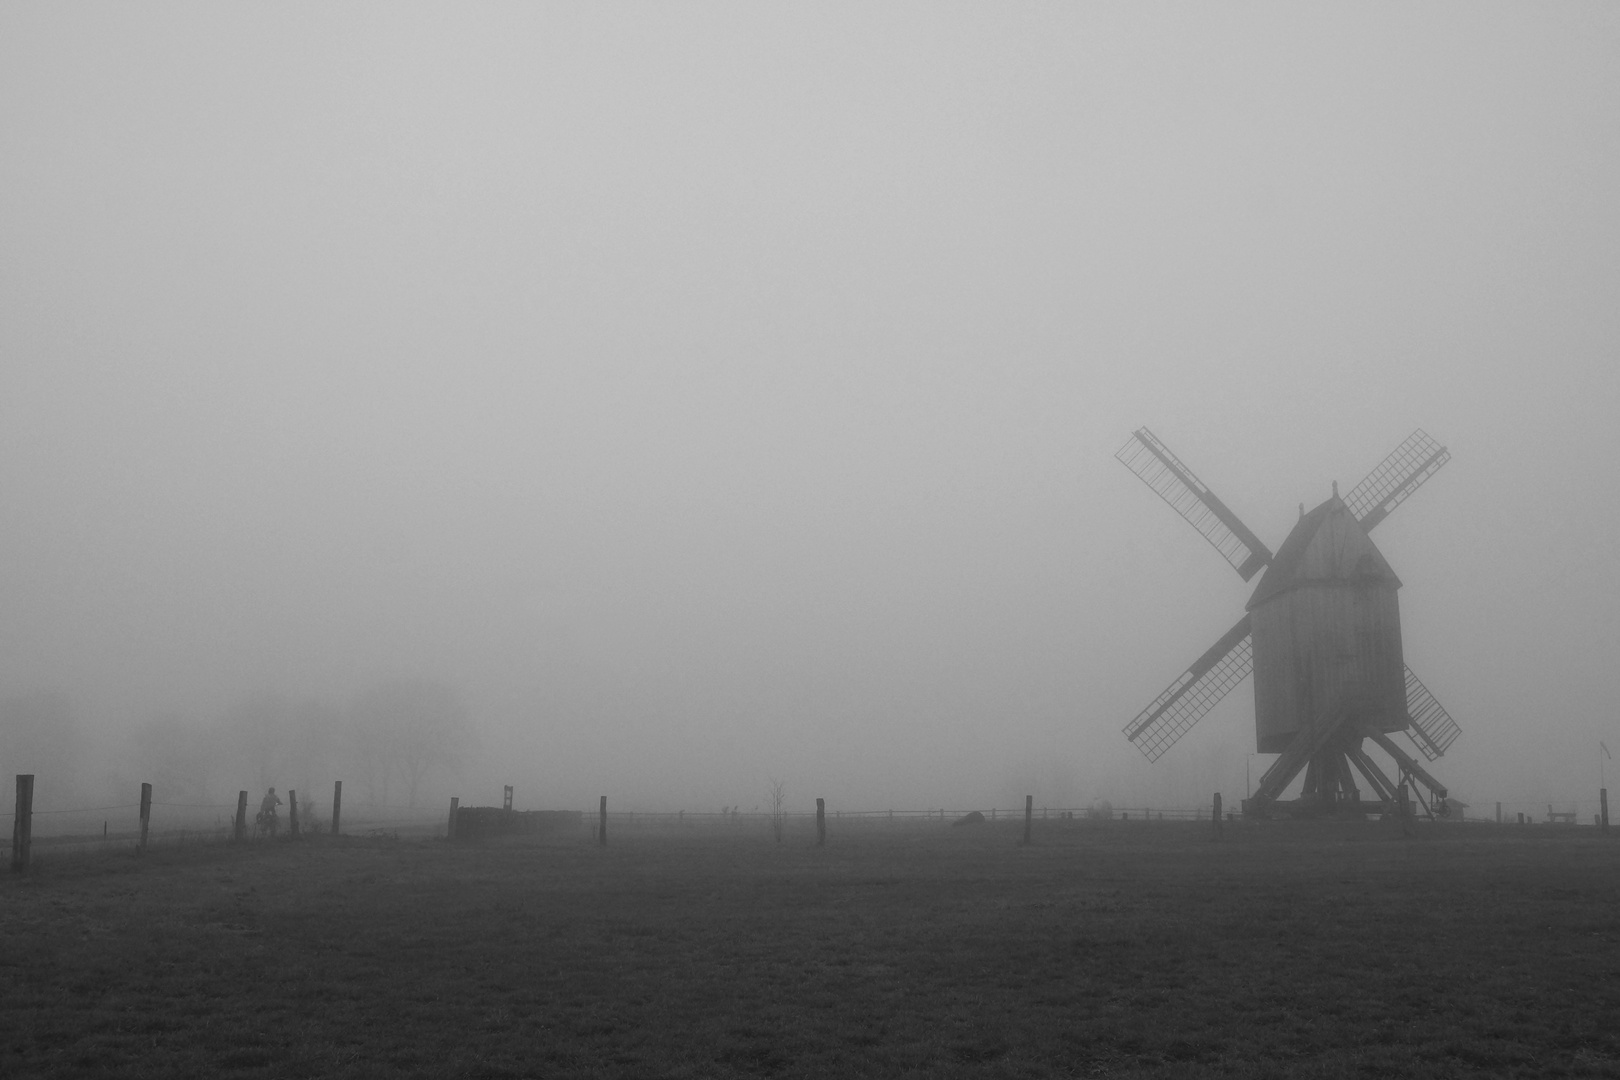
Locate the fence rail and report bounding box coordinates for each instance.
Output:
[7,775,1614,864]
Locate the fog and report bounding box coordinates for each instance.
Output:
[3,5,1617,820]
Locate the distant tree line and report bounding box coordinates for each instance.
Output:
[0,679,471,814]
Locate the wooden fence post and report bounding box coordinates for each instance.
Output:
[599,795,607,847]
[1496,801,1502,824]
[234,790,247,841]
[1212,793,1223,838]
[331,781,342,837]
[1601,788,1609,833]
[816,798,825,846]
[1023,795,1033,845]
[11,775,33,872]
[448,796,460,840]
[288,789,301,839]
[138,783,152,852]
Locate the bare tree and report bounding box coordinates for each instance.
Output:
[767,777,787,843]
[348,679,470,808]
[217,691,338,801]
[220,690,297,794]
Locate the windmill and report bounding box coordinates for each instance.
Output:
[1116,429,1461,817]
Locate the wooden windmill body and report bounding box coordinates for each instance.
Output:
[1116,430,1460,817]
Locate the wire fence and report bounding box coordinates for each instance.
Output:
[5,783,1613,857]
[0,782,456,859]
[596,806,1211,826]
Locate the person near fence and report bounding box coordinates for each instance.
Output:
[258,787,282,834]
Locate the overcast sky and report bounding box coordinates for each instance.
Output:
[3,3,1617,815]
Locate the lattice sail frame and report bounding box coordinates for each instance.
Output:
[1122,617,1253,762]
[1345,429,1451,531]
[1115,429,1273,581]
[1402,666,1462,761]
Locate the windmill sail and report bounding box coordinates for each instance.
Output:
[1402,666,1462,761]
[1344,429,1450,532]
[1116,429,1273,580]
[1123,615,1253,761]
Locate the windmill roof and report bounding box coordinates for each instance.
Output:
[1246,495,1401,610]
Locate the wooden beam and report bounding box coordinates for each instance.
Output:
[1368,731,1447,802]
[1347,746,1399,803]
[1252,701,1351,805]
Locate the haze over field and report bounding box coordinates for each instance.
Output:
[2,4,1617,818]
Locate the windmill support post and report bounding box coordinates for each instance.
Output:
[1601,788,1609,834]
[1369,732,1446,815]
[1249,702,1348,812]
[1348,745,1400,806]
[1299,746,1365,812]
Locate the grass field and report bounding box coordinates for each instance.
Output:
[3,817,1618,1078]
